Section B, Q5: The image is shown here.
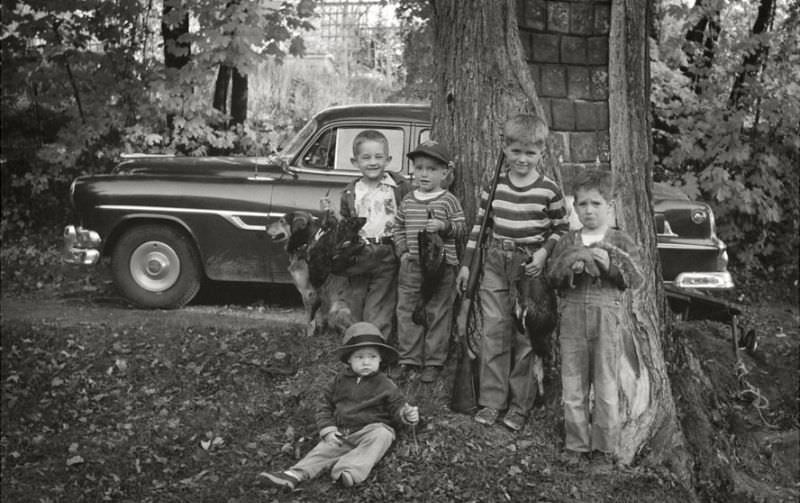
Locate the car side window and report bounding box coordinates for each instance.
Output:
[333,127,405,172]
[302,128,337,169]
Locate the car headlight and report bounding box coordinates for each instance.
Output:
[691,209,707,224]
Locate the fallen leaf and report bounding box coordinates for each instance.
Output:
[51,377,63,387]
[200,440,211,450]
[66,455,84,466]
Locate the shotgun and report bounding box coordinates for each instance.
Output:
[450,151,506,414]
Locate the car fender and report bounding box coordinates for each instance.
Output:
[104,213,202,264]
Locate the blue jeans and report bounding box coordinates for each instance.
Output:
[396,256,456,367]
[288,423,395,485]
[559,289,623,453]
[346,243,398,341]
[477,247,535,415]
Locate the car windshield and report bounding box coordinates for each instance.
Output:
[279,118,317,159]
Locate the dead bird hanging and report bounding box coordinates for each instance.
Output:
[510,253,558,400]
[413,209,447,327]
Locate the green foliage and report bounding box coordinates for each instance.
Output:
[651,1,800,273]
[0,0,315,238]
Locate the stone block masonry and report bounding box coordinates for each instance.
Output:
[519,0,610,178]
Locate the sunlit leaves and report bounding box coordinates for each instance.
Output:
[652,0,799,272]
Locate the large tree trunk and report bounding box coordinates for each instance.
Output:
[430,0,546,223]
[610,0,692,485]
[728,0,775,108]
[430,0,693,489]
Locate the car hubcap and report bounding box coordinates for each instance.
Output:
[130,241,180,292]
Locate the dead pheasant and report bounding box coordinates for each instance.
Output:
[511,254,558,399]
[413,210,447,327]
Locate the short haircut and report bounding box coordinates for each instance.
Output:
[503,114,549,144]
[571,168,613,201]
[352,130,390,157]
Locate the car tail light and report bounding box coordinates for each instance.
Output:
[674,272,734,289]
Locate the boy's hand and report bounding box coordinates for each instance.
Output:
[571,260,585,273]
[320,195,332,211]
[425,219,446,233]
[324,430,343,446]
[456,266,470,293]
[526,248,548,276]
[402,404,420,425]
[590,248,610,271]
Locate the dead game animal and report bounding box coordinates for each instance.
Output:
[268,209,364,336]
[510,253,558,399]
[413,226,446,327]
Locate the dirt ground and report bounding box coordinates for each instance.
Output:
[1,262,797,502]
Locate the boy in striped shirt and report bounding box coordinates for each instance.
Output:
[456,114,569,431]
[392,141,466,383]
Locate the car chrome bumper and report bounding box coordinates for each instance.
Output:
[63,225,102,265]
[670,271,734,289]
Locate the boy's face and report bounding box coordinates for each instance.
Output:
[351,140,391,181]
[412,156,450,192]
[348,347,382,376]
[573,188,612,231]
[503,137,546,178]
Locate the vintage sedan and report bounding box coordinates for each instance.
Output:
[63,103,732,309]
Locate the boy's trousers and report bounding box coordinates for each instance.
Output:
[477,246,535,415]
[347,243,398,342]
[559,290,622,454]
[289,422,395,484]
[396,258,456,367]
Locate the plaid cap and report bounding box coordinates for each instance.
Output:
[407,140,453,167]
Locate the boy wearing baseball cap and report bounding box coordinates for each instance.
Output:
[260,322,419,490]
[391,140,466,383]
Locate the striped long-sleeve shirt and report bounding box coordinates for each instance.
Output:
[461,171,570,267]
[393,190,466,266]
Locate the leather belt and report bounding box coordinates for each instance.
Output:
[489,238,540,252]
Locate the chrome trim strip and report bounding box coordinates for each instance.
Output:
[97,205,282,232]
[656,243,722,250]
[290,166,362,176]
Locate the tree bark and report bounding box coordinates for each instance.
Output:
[728,0,775,108]
[162,1,190,71]
[609,0,692,486]
[683,0,721,94]
[230,67,248,125]
[213,65,232,114]
[429,0,546,224]
[211,64,248,125]
[162,0,190,133]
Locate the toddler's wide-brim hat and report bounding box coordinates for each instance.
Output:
[407,140,453,167]
[336,322,399,363]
